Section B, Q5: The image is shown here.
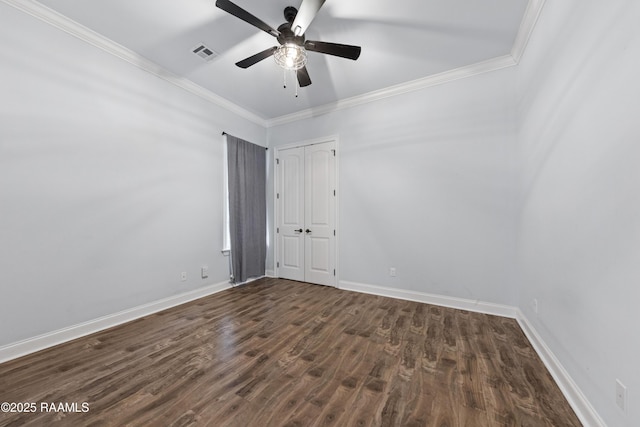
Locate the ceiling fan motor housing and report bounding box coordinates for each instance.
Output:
[278,7,305,46]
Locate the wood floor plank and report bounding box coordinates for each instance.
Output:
[0,278,582,426]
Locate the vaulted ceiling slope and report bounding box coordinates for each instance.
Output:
[26,0,538,123]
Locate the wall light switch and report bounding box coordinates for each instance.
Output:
[181,272,187,282]
[201,266,209,279]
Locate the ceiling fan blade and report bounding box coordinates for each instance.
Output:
[297,66,312,87]
[304,41,362,60]
[291,0,326,36]
[235,47,278,68]
[215,0,279,37]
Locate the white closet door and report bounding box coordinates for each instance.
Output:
[304,142,336,286]
[276,141,336,286]
[277,147,305,282]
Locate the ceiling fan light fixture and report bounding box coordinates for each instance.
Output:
[274,43,307,70]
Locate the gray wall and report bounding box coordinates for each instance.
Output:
[0,2,264,346]
[516,0,640,425]
[268,67,519,306]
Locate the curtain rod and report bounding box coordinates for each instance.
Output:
[222,131,268,150]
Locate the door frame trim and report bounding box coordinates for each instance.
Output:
[274,135,339,286]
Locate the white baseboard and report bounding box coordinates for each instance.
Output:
[265,269,276,278]
[516,310,606,427]
[339,280,603,426]
[0,280,231,364]
[338,280,517,318]
[1,277,604,426]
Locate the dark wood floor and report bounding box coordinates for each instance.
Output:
[0,278,581,426]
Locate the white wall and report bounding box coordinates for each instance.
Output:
[0,3,265,347]
[516,0,640,425]
[268,67,519,306]
[4,1,637,424]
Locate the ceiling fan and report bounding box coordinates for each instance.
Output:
[215,0,361,87]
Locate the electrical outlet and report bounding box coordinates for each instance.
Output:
[201,266,209,279]
[616,379,627,412]
[181,272,187,282]
[532,298,538,314]
[389,267,396,277]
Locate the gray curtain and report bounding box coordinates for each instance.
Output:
[226,134,266,284]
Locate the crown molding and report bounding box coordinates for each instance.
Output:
[267,0,548,127]
[1,0,268,127]
[511,0,547,63]
[4,0,546,129]
[267,55,517,127]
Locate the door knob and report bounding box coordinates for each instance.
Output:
[305,229,312,234]
[294,229,303,233]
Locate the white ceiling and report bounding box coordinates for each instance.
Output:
[35,0,530,120]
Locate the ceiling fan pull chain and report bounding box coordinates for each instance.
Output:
[295,71,299,97]
[283,68,287,89]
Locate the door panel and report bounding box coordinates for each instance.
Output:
[304,142,336,286]
[282,156,302,225]
[310,151,330,224]
[309,237,330,272]
[277,147,305,282]
[282,236,302,268]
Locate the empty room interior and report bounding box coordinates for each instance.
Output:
[1,0,638,426]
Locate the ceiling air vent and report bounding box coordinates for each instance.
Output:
[192,43,218,61]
